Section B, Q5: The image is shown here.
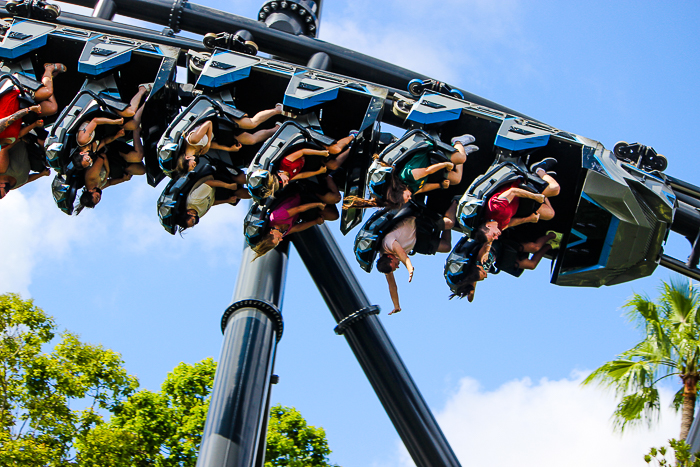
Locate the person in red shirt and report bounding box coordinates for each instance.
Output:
[262,132,356,199]
[480,157,560,237]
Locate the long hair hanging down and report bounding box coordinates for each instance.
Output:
[74,187,100,215]
[448,262,483,300]
[250,232,278,261]
[260,174,279,200]
[343,173,409,211]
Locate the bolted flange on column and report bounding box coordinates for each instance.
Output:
[258,0,319,37]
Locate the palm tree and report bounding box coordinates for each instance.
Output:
[583,279,700,439]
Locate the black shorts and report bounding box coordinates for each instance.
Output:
[106,147,128,180]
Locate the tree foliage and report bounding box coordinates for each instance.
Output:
[265,405,336,467]
[583,279,700,439]
[0,293,138,466]
[645,439,700,467]
[77,358,217,467]
[0,293,336,466]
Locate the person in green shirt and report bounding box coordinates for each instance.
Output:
[397,133,477,195]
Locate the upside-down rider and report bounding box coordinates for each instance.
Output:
[377,202,458,315]
[475,157,560,241]
[452,229,561,302]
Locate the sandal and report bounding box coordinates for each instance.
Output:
[44,63,67,77]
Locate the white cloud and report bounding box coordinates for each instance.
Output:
[390,372,680,467]
[0,178,86,295]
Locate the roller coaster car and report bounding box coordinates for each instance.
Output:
[246,120,335,204]
[156,94,246,176]
[156,161,216,234]
[44,84,131,173]
[367,129,455,201]
[550,144,676,287]
[455,160,548,237]
[353,200,445,273]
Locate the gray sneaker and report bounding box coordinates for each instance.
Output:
[451,134,476,146]
[463,144,479,155]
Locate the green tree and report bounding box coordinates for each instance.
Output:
[583,279,700,439]
[77,358,216,467]
[265,405,336,467]
[645,439,700,467]
[0,293,336,466]
[0,293,138,466]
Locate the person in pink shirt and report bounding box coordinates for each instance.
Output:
[251,189,339,259]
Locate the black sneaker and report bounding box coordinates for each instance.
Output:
[530,157,557,174]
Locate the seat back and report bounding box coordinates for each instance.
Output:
[157,162,216,234]
[367,129,452,201]
[246,120,326,203]
[455,161,547,236]
[443,236,483,295]
[353,201,434,272]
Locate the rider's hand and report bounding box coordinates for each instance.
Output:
[529,212,540,223]
[407,266,414,282]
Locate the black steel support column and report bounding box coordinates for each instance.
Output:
[292,225,462,467]
[197,243,288,467]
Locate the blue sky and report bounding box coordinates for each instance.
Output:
[2,1,700,465]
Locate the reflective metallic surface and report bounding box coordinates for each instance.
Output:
[197,243,288,467]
